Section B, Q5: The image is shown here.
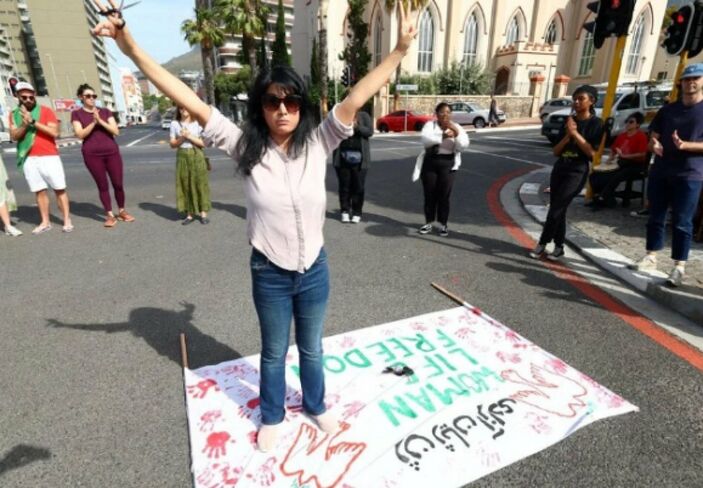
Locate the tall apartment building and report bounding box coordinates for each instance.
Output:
[217,0,294,74]
[0,0,115,117]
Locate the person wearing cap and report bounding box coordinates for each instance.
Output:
[8,81,73,234]
[629,63,703,287]
[530,84,603,260]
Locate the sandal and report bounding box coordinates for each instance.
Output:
[117,210,135,222]
[104,215,118,228]
[62,224,74,233]
[31,224,52,235]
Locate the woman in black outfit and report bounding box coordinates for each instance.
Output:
[332,110,373,223]
[530,85,603,260]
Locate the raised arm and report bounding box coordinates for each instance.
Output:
[335,2,418,126]
[91,0,210,127]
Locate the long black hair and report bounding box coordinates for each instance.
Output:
[235,65,316,175]
[76,83,94,97]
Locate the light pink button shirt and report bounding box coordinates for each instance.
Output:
[203,107,353,272]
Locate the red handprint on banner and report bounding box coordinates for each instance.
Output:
[341,400,366,420]
[455,327,475,340]
[219,362,257,379]
[219,463,243,486]
[202,432,232,459]
[238,397,261,420]
[199,410,223,432]
[188,378,220,399]
[337,335,356,348]
[410,321,428,331]
[244,456,277,486]
[496,351,522,364]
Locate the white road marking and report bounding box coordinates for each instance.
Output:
[126,130,160,147]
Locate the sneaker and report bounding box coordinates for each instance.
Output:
[351,215,361,224]
[104,215,117,228]
[528,244,546,259]
[4,225,22,237]
[418,223,432,235]
[666,267,684,287]
[628,255,657,272]
[438,225,449,237]
[117,210,135,222]
[547,246,565,261]
[341,212,350,223]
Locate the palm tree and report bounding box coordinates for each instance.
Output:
[182,4,225,105]
[384,0,427,110]
[217,0,269,75]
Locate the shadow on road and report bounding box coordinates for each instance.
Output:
[139,201,180,221]
[68,201,107,223]
[211,201,246,220]
[0,444,52,478]
[46,302,242,369]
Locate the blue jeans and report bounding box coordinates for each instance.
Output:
[250,247,329,425]
[646,176,703,261]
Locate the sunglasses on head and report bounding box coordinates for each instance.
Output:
[82,93,98,99]
[20,95,35,101]
[261,93,302,113]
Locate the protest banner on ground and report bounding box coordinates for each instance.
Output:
[184,304,637,487]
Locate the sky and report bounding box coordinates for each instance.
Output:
[106,0,195,71]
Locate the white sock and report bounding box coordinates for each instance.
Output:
[313,410,340,434]
[257,423,281,452]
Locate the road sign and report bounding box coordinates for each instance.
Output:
[395,84,418,91]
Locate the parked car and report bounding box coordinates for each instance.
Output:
[0,131,10,144]
[449,101,506,128]
[539,98,572,121]
[541,83,670,145]
[376,110,434,132]
[161,117,172,130]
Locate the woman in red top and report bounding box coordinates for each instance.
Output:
[71,83,135,227]
[589,111,649,208]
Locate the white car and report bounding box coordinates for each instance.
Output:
[0,131,10,144]
[161,118,172,130]
[539,98,572,121]
[449,101,506,128]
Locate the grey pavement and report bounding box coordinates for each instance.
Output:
[1,127,702,487]
[518,168,703,325]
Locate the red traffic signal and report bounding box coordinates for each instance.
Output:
[662,4,695,56]
[583,0,635,50]
[687,1,703,57]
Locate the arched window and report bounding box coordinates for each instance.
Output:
[417,9,434,72]
[506,16,520,45]
[373,14,382,67]
[545,20,558,45]
[578,30,596,76]
[626,13,645,75]
[463,13,478,65]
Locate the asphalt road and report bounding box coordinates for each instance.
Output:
[0,125,701,487]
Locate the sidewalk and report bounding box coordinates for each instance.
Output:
[519,168,703,324]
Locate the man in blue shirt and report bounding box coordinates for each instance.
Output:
[630,63,703,286]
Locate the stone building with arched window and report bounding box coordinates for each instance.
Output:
[291,1,666,111]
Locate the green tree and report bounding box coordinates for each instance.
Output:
[258,37,269,72]
[142,93,158,111]
[181,3,225,104]
[271,0,290,66]
[217,0,269,74]
[339,0,371,84]
[157,96,173,114]
[214,67,252,108]
[384,0,429,110]
[662,6,679,30]
[435,62,492,95]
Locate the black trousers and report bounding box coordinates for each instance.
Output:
[421,156,456,226]
[539,165,589,247]
[335,165,367,216]
[589,163,643,205]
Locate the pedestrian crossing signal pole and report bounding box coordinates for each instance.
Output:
[582,0,635,199]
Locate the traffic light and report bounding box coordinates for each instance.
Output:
[583,0,636,49]
[8,76,18,96]
[341,65,350,87]
[662,3,696,56]
[686,1,703,57]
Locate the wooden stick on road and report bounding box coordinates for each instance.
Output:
[180,332,189,369]
[431,282,469,307]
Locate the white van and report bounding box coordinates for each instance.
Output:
[541,82,671,144]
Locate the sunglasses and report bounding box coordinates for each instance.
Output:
[261,94,302,113]
[82,94,98,99]
[20,95,35,101]
[626,119,636,124]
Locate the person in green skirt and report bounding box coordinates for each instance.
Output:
[169,105,211,224]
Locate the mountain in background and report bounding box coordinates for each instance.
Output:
[161,47,202,75]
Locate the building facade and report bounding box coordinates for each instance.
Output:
[0,0,116,126]
[120,68,143,123]
[293,0,666,98]
[216,0,295,74]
